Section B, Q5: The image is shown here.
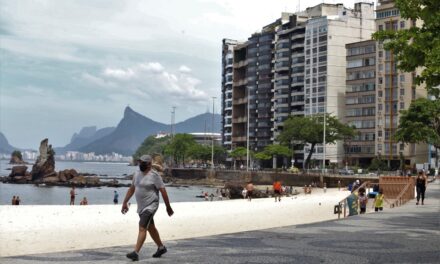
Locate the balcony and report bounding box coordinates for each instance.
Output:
[232,136,247,142]
[232,116,247,123]
[233,60,248,68]
[232,98,248,105]
[233,79,248,87]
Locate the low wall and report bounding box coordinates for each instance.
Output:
[167,169,379,188]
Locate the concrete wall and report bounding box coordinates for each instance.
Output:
[167,169,378,188]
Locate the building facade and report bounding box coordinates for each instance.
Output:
[375,0,427,167]
[221,39,239,151]
[345,40,376,167]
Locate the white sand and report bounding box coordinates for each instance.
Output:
[0,188,349,257]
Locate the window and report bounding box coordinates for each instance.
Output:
[400,89,405,95]
[319,55,327,62]
[319,46,327,52]
[400,75,405,82]
[347,59,363,68]
[400,102,405,109]
[378,51,383,58]
[378,104,383,110]
[400,21,405,29]
[378,91,383,97]
[378,25,383,31]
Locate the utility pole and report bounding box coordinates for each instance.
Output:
[246,85,250,172]
[211,97,216,169]
[171,106,176,138]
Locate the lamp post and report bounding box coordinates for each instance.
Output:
[246,86,250,171]
[211,97,216,169]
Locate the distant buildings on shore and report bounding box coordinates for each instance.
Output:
[0,150,132,163]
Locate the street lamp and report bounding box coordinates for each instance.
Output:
[211,97,216,169]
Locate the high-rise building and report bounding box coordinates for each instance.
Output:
[223,2,376,168]
[221,39,239,151]
[345,40,377,167]
[301,2,375,167]
[375,0,427,167]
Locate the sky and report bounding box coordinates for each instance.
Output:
[0,0,365,149]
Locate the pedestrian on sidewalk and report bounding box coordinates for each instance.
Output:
[373,189,384,212]
[122,155,174,261]
[416,171,427,205]
[358,187,368,214]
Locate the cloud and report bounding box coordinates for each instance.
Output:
[178,65,192,73]
[84,61,208,103]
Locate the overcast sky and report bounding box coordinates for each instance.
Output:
[0,0,365,149]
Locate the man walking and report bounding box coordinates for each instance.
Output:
[121,155,174,261]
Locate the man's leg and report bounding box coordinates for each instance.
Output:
[147,223,164,248]
[134,226,147,253]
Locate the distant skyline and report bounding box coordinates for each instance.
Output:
[0,0,364,148]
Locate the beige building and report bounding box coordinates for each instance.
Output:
[345,40,376,167]
[375,0,428,168]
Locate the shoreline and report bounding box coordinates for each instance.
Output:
[0,188,349,257]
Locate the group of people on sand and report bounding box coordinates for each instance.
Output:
[11,195,21,205]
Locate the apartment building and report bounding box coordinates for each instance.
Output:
[221,39,239,151]
[302,2,375,167]
[223,2,376,167]
[375,0,427,167]
[345,40,376,167]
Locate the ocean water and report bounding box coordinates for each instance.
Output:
[0,160,216,205]
[0,160,137,177]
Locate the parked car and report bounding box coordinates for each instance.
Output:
[339,169,354,175]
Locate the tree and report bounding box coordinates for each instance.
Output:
[187,144,211,162]
[394,98,440,168]
[133,135,170,161]
[372,0,440,98]
[229,147,251,168]
[11,150,23,160]
[255,144,291,169]
[278,115,355,169]
[163,134,196,166]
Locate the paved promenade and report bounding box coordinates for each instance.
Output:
[2,181,439,263]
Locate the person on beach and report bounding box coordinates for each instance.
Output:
[113,191,119,204]
[273,181,282,202]
[80,197,88,205]
[246,182,254,202]
[241,188,247,199]
[338,180,341,191]
[15,196,21,205]
[358,187,368,214]
[323,183,327,193]
[416,171,427,205]
[122,155,174,262]
[373,189,384,212]
[70,186,76,205]
[11,196,16,205]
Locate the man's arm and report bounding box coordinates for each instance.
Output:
[121,185,135,214]
[159,188,174,216]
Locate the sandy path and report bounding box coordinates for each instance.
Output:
[0,188,349,257]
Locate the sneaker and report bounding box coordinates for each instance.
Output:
[152,247,167,258]
[126,251,139,261]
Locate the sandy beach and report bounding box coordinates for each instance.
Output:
[0,188,349,257]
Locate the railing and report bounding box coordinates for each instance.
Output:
[389,180,413,208]
[336,178,415,219]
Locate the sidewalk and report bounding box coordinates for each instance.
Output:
[2,181,439,264]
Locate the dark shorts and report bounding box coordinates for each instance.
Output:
[139,210,155,229]
[375,207,383,212]
[274,190,281,195]
[246,190,253,197]
[360,207,366,214]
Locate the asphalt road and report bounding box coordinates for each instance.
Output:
[2,180,439,263]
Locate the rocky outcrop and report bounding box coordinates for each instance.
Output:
[31,139,56,181]
[9,152,26,164]
[58,169,78,182]
[9,166,28,177]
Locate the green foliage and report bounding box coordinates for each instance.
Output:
[187,144,211,162]
[372,0,440,98]
[394,97,440,167]
[255,144,291,161]
[229,147,248,160]
[278,114,354,168]
[164,134,196,165]
[133,135,170,161]
[11,150,22,160]
[368,155,389,171]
